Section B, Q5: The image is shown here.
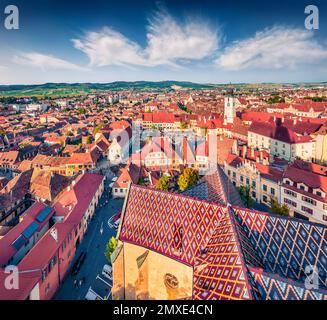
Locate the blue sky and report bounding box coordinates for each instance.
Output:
[0,0,327,84]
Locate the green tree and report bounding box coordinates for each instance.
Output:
[93,123,105,136]
[268,197,290,217]
[77,107,87,114]
[86,136,93,144]
[177,167,199,192]
[104,236,118,263]
[180,122,188,130]
[237,186,253,209]
[156,175,171,191]
[267,95,285,104]
[66,131,74,137]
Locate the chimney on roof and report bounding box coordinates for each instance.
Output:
[242,145,247,158]
[250,148,255,159]
[293,118,297,125]
[259,150,263,161]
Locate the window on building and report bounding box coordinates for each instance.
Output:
[301,206,313,215]
[263,195,268,203]
[62,240,66,253]
[252,181,256,188]
[302,196,316,206]
[232,172,236,178]
[271,188,275,195]
[240,176,244,182]
[284,198,297,207]
[42,269,47,282]
[284,189,297,197]
[45,283,50,295]
[263,184,267,192]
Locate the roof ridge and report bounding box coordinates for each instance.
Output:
[226,206,258,300]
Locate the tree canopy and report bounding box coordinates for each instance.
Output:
[104,236,118,263]
[155,175,171,191]
[177,167,199,192]
[237,186,253,209]
[268,197,290,217]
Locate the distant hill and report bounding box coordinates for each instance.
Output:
[0,81,216,92]
[0,81,326,97]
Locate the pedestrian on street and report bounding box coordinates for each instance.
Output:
[74,279,77,288]
[79,279,83,287]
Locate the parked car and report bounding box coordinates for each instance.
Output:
[102,264,112,280]
[113,211,121,222]
[114,219,120,229]
[85,275,112,300]
[71,251,87,276]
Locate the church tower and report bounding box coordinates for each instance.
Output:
[224,90,236,125]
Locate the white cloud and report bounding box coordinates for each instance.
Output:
[216,26,327,70]
[72,10,219,68]
[145,11,219,66]
[72,28,147,67]
[13,52,87,71]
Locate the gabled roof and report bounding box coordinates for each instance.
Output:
[119,183,327,300]
[119,185,228,266]
[183,167,243,207]
[193,210,254,300]
[113,164,141,189]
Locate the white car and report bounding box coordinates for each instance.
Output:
[85,275,112,300]
[102,264,112,280]
[114,219,120,229]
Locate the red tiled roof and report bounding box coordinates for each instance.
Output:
[283,166,327,194]
[249,119,314,144]
[53,172,104,222]
[0,202,54,266]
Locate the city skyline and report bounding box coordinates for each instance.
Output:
[1,0,327,85]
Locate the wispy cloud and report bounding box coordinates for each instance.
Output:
[72,10,219,68]
[145,10,219,66]
[13,52,87,71]
[216,26,327,70]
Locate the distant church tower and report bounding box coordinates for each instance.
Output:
[224,89,236,125]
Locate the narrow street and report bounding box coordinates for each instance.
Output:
[54,188,124,300]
